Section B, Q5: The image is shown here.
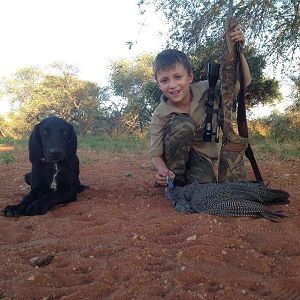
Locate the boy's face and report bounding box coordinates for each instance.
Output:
[156,63,193,105]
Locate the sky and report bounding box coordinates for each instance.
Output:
[0,0,168,114]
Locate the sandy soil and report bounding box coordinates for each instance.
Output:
[0,148,299,300]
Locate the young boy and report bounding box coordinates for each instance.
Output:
[150,25,251,187]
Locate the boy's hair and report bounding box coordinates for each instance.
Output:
[153,49,192,79]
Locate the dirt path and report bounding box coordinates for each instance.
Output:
[0,149,299,299]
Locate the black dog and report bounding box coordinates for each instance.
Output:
[2,116,86,216]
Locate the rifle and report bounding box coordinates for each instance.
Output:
[203,62,220,143]
[236,46,264,183]
[218,0,264,183]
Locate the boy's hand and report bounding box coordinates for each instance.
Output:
[155,169,175,187]
[225,17,244,52]
[230,25,245,45]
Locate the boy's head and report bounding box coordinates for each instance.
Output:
[153,49,192,80]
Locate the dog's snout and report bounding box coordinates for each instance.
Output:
[49,148,65,162]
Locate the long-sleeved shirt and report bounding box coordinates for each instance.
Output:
[149,81,220,161]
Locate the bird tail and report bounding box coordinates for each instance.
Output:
[266,189,290,204]
[260,210,288,222]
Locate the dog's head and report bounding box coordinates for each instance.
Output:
[29,116,77,164]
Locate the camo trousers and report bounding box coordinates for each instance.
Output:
[163,114,217,186]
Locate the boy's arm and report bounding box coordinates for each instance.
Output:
[227,24,252,88]
[236,53,251,88]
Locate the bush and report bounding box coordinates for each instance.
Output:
[249,112,300,142]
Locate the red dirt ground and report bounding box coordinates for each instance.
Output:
[0,148,299,300]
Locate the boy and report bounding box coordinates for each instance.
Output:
[150,25,251,187]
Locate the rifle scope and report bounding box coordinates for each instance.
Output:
[203,63,220,142]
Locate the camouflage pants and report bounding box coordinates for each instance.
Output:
[163,114,217,186]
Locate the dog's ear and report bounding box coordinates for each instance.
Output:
[28,123,43,164]
[67,123,77,162]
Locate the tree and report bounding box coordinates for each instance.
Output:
[139,0,300,65]
[4,67,43,108]
[290,74,300,111]
[245,48,282,106]
[3,64,108,138]
[185,44,282,107]
[109,53,157,133]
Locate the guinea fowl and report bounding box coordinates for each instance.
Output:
[165,178,290,222]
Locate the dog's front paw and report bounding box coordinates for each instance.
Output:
[1,204,25,217]
[26,201,49,216]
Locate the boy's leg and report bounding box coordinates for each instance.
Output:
[186,148,217,184]
[163,114,195,186]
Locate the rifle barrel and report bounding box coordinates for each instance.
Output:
[228,0,233,17]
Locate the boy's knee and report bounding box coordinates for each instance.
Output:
[186,150,217,184]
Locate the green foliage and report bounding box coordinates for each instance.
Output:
[249,111,300,159]
[143,80,162,107]
[289,74,300,111]
[265,112,300,142]
[0,137,19,164]
[251,136,300,160]
[0,137,27,150]
[245,48,282,106]
[140,0,300,66]
[189,46,282,107]
[0,152,15,165]
[250,111,300,142]
[2,63,109,138]
[109,53,157,133]
[4,67,42,106]
[78,134,148,154]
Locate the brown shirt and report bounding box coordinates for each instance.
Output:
[149,81,220,160]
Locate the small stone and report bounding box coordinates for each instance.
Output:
[28,275,35,281]
[186,235,197,241]
[29,253,54,267]
[132,234,139,240]
[177,251,183,258]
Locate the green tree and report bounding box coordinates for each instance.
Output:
[290,74,300,111]
[3,63,108,138]
[4,67,43,108]
[139,0,300,64]
[186,44,282,107]
[109,53,157,133]
[245,48,282,106]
